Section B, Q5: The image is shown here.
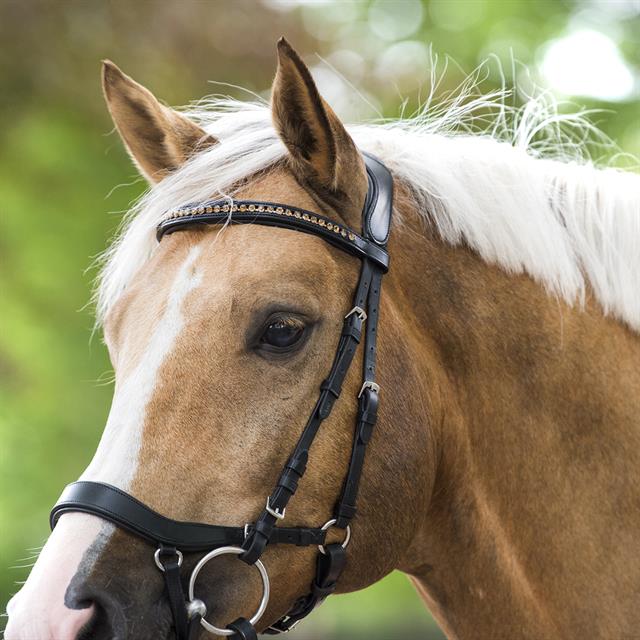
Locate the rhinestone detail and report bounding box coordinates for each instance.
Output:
[161,201,361,246]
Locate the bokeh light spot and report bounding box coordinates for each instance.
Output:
[375,40,430,90]
[540,29,635,101]
[368,0,424,41]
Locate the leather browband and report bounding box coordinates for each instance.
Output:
[157,201,389,272]
[156,152,393,272]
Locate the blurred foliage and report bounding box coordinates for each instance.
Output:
[0,1,637,638]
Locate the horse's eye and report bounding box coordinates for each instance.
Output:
[260,317,306,350]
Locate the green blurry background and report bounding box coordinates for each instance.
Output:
[1,1,638,638]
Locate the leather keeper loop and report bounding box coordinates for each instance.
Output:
[359,405,378,425]
[320,378,342,399]
[317,393,335,420]
[358,389,378,423]
[277,470,299,494]
[240,531,268,565]
[285,452,308,476]
[335,504,357,527]
[227,617,258,640]
[341,317,362,342]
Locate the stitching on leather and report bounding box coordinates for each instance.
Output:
[56,482,326,545]
[156,200,390,270]
[65,483,238,535]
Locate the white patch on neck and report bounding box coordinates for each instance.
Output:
[81,245,203,489]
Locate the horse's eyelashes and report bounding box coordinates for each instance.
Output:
[260,317,306,350]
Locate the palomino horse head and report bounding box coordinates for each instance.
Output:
[6,38,640,640]
[5,39,431,639]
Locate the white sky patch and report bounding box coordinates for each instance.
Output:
[81,245,203,489]
[540,29,635,101]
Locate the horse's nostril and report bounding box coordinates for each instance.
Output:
[66,578,127,640]
[49,602,96,640]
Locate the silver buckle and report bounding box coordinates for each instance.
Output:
[358,381,380,398]
[266,497,286,520]
[154,547,183,572]
[345,306,367,321]
[318,518,352,555]
[266,617,303,633]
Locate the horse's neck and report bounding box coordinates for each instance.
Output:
[387,208,640,639]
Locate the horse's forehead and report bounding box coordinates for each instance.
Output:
[106,223,343,362]
[159,225,342,304]
[236,166,319,209]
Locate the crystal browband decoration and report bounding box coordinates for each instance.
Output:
[160,200,358,242]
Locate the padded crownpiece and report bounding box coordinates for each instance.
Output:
[363,153,394,246]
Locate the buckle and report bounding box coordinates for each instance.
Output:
[266,617,302,634]
[358,381,380,398]
[266,497,286,520]
[318,518,352,555]
[154,547,183,572]
[345,306,367,321]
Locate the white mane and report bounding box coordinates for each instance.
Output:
[96,81,640,332]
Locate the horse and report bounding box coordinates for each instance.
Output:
[5,37,640,640]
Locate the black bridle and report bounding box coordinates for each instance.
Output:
[50,153,394,640]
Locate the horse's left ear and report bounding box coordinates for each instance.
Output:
[102,60,217,184]
[271,38,368,226]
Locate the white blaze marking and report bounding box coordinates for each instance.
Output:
[5,514,101,640]
[4,246,203,639]
[81,245,203,488]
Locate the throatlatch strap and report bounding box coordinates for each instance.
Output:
[264,543,347,634]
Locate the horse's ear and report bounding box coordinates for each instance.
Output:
[102,61,217,183]
[271,38,367,225]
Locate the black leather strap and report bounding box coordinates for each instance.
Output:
[264,543,347,634]
[157,201,389,272]
[50,481,326,551]
[187,615,202,640]
[157,545,190,640]
[240,262,374,565]
[227,617,258,640]
[333,267,383,528]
